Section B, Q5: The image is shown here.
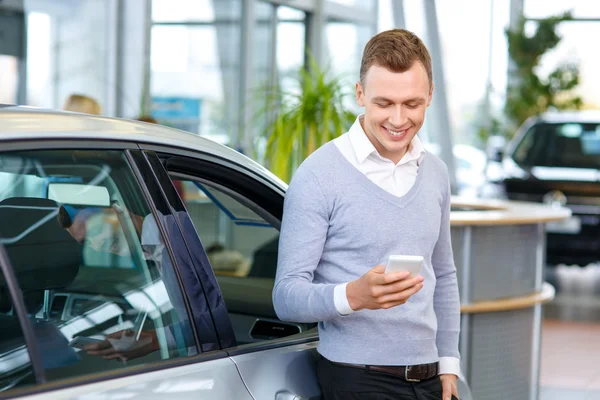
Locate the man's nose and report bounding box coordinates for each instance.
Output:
[389,106,405,127]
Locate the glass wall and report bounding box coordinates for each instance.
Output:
[54,0,110,113]
[14,0,377,154]
[150,0,374,156]
[151,0,241,145]
[251,3,306,160]
[524,0,600,110]
[277,6,306,94]
[329,0,376,9]
[325,20,371,112]
[12,1,111,111]
[26,12,53,108]
[0,56,18,104]
[434,0,510,146]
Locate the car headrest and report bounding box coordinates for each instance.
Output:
[0,197,81,291]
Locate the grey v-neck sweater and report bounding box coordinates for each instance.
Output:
[273,142,460,365]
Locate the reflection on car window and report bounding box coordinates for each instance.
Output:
[513,122,600,168]
[178,180,279,279]
[174,179,285,345]
[0,150,199,395]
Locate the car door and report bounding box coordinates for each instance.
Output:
[0,143,252,400]
[140,147,322,400]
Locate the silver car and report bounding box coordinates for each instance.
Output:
[0,106,472,400]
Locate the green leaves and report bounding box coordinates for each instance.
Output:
[504,11,582,129]
[258,59,356,183]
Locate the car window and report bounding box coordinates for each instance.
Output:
[513,122,600,168]
[0,150,199,395]
[0,269,35,392]
[177,180,280,279]
[172,178,304,345]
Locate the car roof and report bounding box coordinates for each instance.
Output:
[538,110,600,124]
[0,105,287,189]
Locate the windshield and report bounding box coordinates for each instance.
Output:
[512,122,600,169]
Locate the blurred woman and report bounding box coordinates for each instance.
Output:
[62,94,102,115]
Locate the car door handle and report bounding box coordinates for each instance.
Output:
[275,390,302,400]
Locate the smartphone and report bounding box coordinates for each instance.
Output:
[385,255,423,277]
[68,336,103,349]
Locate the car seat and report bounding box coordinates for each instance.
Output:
[0,197,81,318]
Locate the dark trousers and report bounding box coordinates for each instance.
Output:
[317,357,457,400]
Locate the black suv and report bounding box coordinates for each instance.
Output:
[491,111,600,265]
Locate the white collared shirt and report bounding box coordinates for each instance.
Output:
[331,115,461,377]
[333,115,425,197]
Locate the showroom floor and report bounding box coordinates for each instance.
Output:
[540,319,600,399]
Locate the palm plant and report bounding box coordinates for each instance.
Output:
[257,60,356,183]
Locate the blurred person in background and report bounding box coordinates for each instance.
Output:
[137,115,158,124]
[62,94,102,115]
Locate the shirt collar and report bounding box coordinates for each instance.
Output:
[348,114,426,166]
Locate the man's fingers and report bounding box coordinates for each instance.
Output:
[441,377,459,400]
[441,378,452,400]
[375,275,423,296]
[378,283,423,306]
[380,271,411,284]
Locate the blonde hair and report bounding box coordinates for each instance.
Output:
[62,94,102,115]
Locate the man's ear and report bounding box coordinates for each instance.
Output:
[427,82,434,107]
[356,82,365,107]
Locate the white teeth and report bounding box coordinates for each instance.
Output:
[387,128,405,136]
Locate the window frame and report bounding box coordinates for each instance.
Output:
[130,151,232,354]
[0,142,231,398]
[147,149,319,356]
[170,173,282,230]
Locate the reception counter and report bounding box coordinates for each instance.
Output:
[450,197,570,400]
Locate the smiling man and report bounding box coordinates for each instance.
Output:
[273,29,461,400]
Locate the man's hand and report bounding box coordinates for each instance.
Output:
[440,374,459,400]
[346,265,424,311]
[85,329,159,362]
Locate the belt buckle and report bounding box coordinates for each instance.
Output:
[405,365,421,382]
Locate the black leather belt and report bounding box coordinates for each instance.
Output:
[329,360,439,382]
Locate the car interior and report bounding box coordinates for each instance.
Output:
[173,178,317,344]
[0,149,318,395]
[0,150,188,392]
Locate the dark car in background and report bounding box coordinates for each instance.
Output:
[491,111,600,265]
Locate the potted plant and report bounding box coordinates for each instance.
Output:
[257,60,356,183]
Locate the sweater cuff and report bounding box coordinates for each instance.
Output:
[334,283,355,315]
[439,357,461,377]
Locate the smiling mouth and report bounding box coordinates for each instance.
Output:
[385,127,408,137]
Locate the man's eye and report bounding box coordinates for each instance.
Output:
[406,104,418,109]
[375,103,389,108]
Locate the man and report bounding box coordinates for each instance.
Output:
[273,29,460,400]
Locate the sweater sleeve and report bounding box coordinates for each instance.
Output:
[272,167,339,323]
[432,177,461,359]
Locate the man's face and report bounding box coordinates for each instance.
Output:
[356,62,433,164]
